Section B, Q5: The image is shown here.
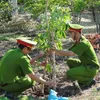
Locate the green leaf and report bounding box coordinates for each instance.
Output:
[46,64,52,73]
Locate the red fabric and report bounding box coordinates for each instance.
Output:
[69,27,82,33]
[17,39,33,48]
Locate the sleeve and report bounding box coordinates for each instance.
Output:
[26,54,32,60]
[70,42,88,56]
[20,56,33,75]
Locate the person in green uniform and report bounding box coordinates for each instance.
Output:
[51,23,100,88]
[0,38,55,99]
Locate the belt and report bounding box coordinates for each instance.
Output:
[86,64,99,69]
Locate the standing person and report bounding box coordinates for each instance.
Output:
[51,23,100,88]
[0,38,55,99]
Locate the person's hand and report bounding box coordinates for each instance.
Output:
[46,48,56,55]
[30,58,36,64]
[37,52,44,58]
[34,53,44,60]
[30,60,37,65]
[40,60,48,67]
[45,81,56,87]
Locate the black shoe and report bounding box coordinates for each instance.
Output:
[0,88,6,95]
[89,79,96,86]
[97,87,100,91]
[80,79,96,90]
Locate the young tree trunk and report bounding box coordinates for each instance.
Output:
[51,33,56,90]
[45,0,56,89]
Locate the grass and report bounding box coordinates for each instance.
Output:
[69,87,100,100]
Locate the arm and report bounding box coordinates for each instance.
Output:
[54,49,76,56]
[30,58,47,67]
[30,53,44,65]
[28,72,46,84]
[20,56,54,85]
[27,72,54,86]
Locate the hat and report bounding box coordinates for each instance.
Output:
[68,24,84,33]
[17,38,37,49]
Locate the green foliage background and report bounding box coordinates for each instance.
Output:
[34,6,70,51]
[0,1,12,22]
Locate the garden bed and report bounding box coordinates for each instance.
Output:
[0,38,100,100]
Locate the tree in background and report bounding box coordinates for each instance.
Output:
[1,0,100,33]
[23,0,70,19]
[0,1,12,22]
[10,0,18,17]
[70,0,86,23]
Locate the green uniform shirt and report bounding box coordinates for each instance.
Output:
[69,36,100,67]
[0,48,33,84]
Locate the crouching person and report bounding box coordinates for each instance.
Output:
[50,23,99,89]
[0,38,55,99]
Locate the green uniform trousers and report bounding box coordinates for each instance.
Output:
[1,76,33,95]
[66,58,99,85]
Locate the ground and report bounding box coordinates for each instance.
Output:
[0,39,100,100]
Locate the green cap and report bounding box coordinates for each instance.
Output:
[69,24,84,29]
[68,23,84,33]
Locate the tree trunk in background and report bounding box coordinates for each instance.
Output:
[72,13,82,24]
[11,0,18,17]
[91,7,96,22]
[95,8,100,33]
